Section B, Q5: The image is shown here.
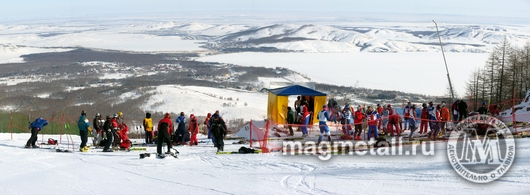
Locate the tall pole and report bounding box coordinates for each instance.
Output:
[433,20,455,105]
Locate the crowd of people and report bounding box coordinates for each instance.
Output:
[286,98,502,143]
[23,97,502,155]
[24,109,228,157]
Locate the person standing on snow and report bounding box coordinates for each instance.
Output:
[440,102,451,134]
[210,110,227,152]
[403,102,412,130]
[458,100,468,121]
[175,112,186,145]
[376,104,384,130]
[189,114,199,146]
[294,96,301,118]
[287,107,295,136]
[342,104,353,135]
[428,102,441,140]
[110,114,120,150]
[143,112,153,144]
[102,115,114,152]
[452,100,460,123]
[420,103,429,135]
[299,101,310,137]
[157,113,174,157]
[25,117,48,148]
[407,104,418,140]
[78,110,91,152]
[92,113,105,147]
[317,105,332,145]
[354,105,365,140]
[204,113,213,142]
[381,105,390,135]
[366,106,380,141]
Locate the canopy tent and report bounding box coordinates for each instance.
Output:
[267,85,327,124]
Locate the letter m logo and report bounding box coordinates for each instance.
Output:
[459,136,503,165]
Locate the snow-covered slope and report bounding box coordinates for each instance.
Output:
[1,133,529,194]
[142,85,268,121]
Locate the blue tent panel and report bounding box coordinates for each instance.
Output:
[268,85,326,96]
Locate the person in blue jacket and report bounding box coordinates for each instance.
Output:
[25,117,49,148]
[78,110,91,152]
[175,112,186,145]
[317,105,332,145]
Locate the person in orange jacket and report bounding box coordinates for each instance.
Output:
[440,101,451,134]
[189,114,199,146]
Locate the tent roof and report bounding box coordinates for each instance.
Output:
[269,85,326,96]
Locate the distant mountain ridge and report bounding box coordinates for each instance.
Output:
[129,22,529,53]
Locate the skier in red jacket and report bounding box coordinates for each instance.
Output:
[388,114,402,137]
[376,104,384,129]
[420,103,429,134]
[157,113,174,157]
[189,114,199,146]
[354,105,365,140]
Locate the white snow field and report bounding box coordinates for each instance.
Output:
[197,52,488,96]
[142,85,269,121]
[1,133,529,194]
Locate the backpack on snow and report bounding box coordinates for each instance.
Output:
[238,146,255,154]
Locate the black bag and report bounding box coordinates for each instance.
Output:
[238,146,255,154]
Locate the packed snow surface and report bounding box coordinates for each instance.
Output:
[1,133,529,194]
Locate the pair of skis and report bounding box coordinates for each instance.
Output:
[139,148,179,159]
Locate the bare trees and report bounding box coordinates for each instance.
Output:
[466,37,530,108]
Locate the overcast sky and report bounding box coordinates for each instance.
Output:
[1,0,529,21]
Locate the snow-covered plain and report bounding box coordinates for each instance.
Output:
[1,133,529,194]
[198,52,488,96]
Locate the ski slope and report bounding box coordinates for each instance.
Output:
[1,133,529,194]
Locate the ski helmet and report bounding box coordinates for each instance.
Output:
[96,113,101,117]
[81,110,87,116]
[113,113,118,118]
[482,101,487,105]
[422,103,427,108]
[118,112,123,117]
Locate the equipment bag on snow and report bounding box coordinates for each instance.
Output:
[238,146,255,154]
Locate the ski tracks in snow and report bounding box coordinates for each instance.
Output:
[279,162,332,195]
